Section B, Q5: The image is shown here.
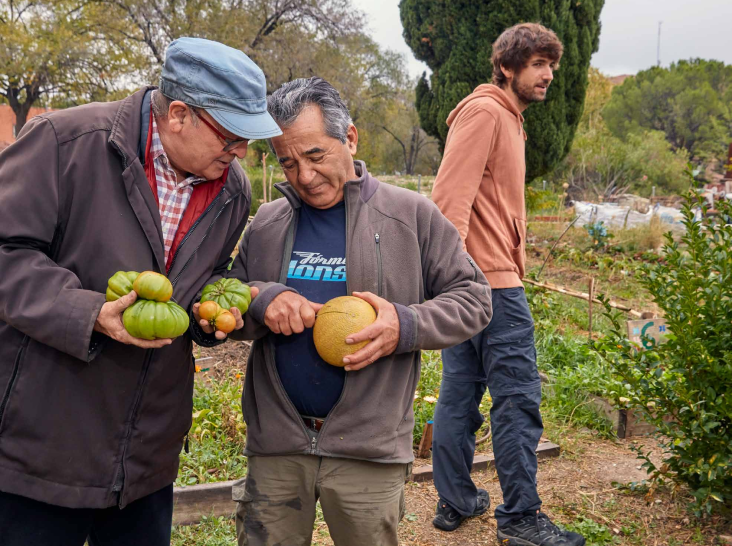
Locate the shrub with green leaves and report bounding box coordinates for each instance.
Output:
[592,170,732,514]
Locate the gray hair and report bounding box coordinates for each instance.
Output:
[151,90,199,126]
[267,77,352,144]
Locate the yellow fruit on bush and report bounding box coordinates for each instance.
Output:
[313,296,377,367]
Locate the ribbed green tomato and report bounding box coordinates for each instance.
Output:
[133,271,173,302]
[200,278,251,314]
[122,300,189,340]
[106,271,140,302]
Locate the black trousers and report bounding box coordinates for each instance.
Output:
[0,484,173,546]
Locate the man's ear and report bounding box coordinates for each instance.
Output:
[500,64,514,83]
[167,101,191,134]
[346,124,358,157]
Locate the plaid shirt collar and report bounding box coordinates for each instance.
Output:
[150,113,206,189]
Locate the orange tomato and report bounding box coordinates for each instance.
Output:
[199,300,221,322]
[214,310,237,334]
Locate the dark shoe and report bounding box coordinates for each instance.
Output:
[497,512,585,545]
[432,489,490,532]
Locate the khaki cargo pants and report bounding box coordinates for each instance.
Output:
[233,454,411,546]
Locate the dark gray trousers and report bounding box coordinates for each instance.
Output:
[432,287,543,527]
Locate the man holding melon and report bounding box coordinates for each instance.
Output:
[224,77,492,546]
[0,38,278,545]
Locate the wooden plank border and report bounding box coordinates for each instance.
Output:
[411,441,560,483]
[172,442,561,526]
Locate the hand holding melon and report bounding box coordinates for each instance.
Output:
[313,292,399,370]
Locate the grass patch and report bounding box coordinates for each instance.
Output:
[172,516,236,546]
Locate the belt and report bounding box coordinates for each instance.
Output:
[302,416,325,432]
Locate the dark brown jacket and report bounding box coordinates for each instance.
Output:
[0,87,251,508]
[227,162,492,463]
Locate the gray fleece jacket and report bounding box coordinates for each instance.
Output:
[227,161,492,463]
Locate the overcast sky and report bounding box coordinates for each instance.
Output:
[362,0,732,78]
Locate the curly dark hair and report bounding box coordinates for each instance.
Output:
[491,23,564,87]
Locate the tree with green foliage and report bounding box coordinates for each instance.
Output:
[0,0,131,132]
[400,0,605,181]
[549,69,690,199]
[603,59,732,173]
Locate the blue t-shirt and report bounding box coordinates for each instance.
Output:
[274,201,347,418]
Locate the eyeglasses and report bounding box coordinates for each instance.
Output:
[197,113,249,153]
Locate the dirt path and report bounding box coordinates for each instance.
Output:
[315,434,729,545]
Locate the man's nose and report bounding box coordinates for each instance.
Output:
[298,166,317,186]
[231,142,249,159]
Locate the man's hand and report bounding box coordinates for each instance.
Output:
[342,291,400,371]
[264,291,322,335]
[192,286,260,340]
[94,291,173,349]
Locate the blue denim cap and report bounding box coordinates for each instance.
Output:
[159,37,282,140]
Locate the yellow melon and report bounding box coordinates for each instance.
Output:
[313,296,377,367]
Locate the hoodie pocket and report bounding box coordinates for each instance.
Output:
[511,217,527,277]
[511,217,527,254]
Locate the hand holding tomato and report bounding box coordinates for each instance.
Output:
[94,291,173,349]
[193,286,259,340]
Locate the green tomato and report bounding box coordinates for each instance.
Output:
[122,300,189,340]
[106,271,140,302]
[133,271,173,302]
[201,278,251,314]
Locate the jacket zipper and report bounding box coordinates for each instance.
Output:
[344,188,350,294]
[314,185,354,443]
[0,336,30,432]
[171,195,235,287]
[167,190,224,277]
[112,348,154,506]
[374,232,382,296]
[267,210,313,451]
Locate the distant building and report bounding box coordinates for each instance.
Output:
[608,74,632,86]
[0,104,54,146]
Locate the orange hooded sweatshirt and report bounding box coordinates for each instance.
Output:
[432,84,527,289]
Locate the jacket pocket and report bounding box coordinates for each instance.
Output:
[0,336,30,436]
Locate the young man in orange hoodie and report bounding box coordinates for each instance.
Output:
[430,23,586,546]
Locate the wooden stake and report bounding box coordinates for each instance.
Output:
[588,277,595,341]
[418,421,433,459]
[268,165,274,201]
[261,152,269,203]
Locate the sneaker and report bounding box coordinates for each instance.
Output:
[432,489,490,532]
[497,511,585,545]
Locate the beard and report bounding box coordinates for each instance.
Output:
[511,76,548,105]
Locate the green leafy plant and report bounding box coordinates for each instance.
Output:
[177,373,247,486]
[413,350,442,447]
[561,517,616,545]
[592,169,732,515]
[585,221,614,250]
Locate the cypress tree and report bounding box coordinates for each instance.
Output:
[400,0,605,181]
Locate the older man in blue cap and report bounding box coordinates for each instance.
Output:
[0,38,278,546]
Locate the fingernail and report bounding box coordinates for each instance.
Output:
[342,357,350,364]
[345,338,353,345]
[344,366,352,372]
